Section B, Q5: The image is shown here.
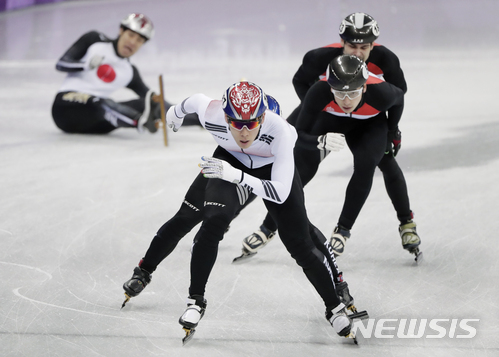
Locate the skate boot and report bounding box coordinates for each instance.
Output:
[326,303,353,337]
[336,273,356,313]
[233,224,276,262]
[399,221,422,262]
[121,266,152,308]
[330,225,351,257]
[179,295,207,344]
[242,224,276,253]
[137,90,160,133]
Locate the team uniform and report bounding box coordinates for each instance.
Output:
[292,43,406,105]
[52,30,199,134]
[133,93,342,304]
[52,31,152,133]
[122,84,361,342]
[256,43,413,236]
[237,13,421,261]
[294,73,404,230]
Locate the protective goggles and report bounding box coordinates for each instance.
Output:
[227,118,261,131]
[331,87,363,100]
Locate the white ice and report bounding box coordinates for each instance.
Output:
[1,0,498,356]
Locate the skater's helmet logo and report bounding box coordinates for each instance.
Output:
[97,64,116,83]
[222,81,267,120]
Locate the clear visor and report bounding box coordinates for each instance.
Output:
[331,87,363,100]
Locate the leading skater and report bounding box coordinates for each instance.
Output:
[237,12,421,259]
[122,81,364,343]
[51,13,199,134]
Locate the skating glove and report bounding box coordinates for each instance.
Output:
[166,106,184,132]
[386,128,402,156]
[87,55,104,70]
[317,132,346,152]
[199,156,243,184]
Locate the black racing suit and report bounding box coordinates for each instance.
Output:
[293,76,405,230]
[257,42,413,233]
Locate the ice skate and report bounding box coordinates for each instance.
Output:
[121,266,152,308]
[179,295,207,345]
[329,225,351,257]
[326,303,354,340]
[232,224,276,262]
[137,89,161,133]
[327,303,369,344]
[399,221,422,262]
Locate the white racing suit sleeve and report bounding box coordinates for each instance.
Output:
[167,93,212,131]
[173,93,212,119]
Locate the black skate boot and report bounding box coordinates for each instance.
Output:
[137,90,160,133]
[179,295,207,345]
[233,224,276,262]
[330,225,351,257]
[121,266,152,308]
[399,221,422,262]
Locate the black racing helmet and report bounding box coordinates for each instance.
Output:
[326,55,369,90]
[339,12,379,44]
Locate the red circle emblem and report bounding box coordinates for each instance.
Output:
[97,64,116,83]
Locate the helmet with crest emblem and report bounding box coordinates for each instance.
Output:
[120,13,155,40]
[222,81,268,120]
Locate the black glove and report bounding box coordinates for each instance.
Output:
[385,129,402,157]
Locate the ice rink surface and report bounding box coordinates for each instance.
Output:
[1,0,499,356]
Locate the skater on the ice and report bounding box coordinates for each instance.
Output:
[122,81,367,344]
[51,13,199,134]
[237,12,421,260]
[297,54,420,260]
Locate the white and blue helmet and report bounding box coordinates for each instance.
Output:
[266,95,282,116]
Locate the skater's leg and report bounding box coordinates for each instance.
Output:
[139,173,207,273]
[329,118,386,255]
[309,223,356,310]
[100,98,143,129]
[337,118,387,230]
[264,175,355,336]
[119,98,145,112]
[377,154,413,223]
[52,92,116,133]
[52,91,146,133]
[189,178,241,297]
[377,151,421,258]
[265,170,341,310]
[308,223,340,281]
[122,173,207,301]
